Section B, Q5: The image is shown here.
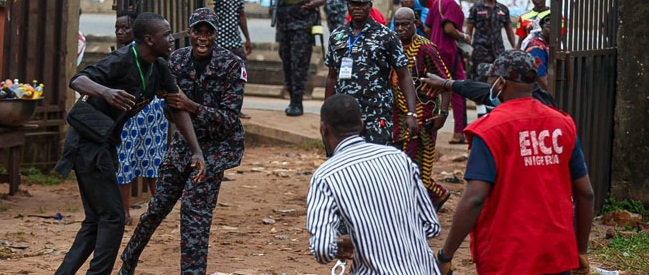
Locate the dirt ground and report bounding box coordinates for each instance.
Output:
[0,144,614,275]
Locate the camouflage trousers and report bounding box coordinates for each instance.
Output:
[470,44,504,82]
[324,0,348,32]
[120,162,224,274]
[278,27,313,97]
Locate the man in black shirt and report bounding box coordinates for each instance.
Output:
[54,13,205,275]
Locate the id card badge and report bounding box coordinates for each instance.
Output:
[339,57,353,79]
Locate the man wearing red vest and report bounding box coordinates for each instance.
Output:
[436,50,594,275]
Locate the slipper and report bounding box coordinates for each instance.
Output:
[239,112,251,119]
[448,137,467,144]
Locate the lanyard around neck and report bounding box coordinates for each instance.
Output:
[348,33,363,55]
[131,44,154,91]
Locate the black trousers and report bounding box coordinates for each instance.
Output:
[55,142,125,275]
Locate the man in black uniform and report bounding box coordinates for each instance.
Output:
[275,0,326,116]
[54,12,205,275]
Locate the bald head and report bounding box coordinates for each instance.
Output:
[394,7,416,21]
[320,94,362,138]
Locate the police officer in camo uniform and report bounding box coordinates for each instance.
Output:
[276,0,326,116]
[119,8,246,275]
[324,0,348,32]
[325,0,419,145]
[467,0,516,82]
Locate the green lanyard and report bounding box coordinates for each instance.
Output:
[131,44,154,91]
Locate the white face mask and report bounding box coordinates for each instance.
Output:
[489,77,503,107]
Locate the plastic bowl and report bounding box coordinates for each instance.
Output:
[0,98,43,127]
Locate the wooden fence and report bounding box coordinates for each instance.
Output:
[1,0,75,170]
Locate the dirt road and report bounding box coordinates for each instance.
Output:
[0,144,477,275]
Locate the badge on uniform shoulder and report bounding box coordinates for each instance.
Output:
[335,41,347,50]
[240,67,248,82]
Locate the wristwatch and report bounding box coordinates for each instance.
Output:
[437,249,453,263]
[440,110,449,117]
[407,112,418,118]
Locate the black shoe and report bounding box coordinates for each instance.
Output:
[285,105,304,116]
[239,112,251,119]
[118,259,136,275]
[118,268,133,275]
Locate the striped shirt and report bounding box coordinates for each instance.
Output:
[307,136,442,274]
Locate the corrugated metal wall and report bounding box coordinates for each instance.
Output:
[550,0,618,211]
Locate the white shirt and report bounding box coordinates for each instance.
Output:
[307,136,442,275]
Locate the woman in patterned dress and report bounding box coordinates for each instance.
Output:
[114,10,168,225]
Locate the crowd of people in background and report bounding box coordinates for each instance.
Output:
[63,1,594,274]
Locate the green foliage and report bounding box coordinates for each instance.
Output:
[602,197,649,217]
[300,139,324,151]
[592,231,649,274]
[4,231,27,242]
[65,200,79,213]
[0,201,8,212]
[21,166,63,186]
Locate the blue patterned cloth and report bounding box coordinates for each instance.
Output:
[116,97,168,185]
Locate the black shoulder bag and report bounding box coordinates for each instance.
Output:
[67,45,151,143]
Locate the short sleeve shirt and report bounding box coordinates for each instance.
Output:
[325,18,409,143]
[468,1,511,54]
[71,44,177,144]
[215,0,244,48]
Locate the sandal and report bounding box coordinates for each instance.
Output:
[448,136,467,144]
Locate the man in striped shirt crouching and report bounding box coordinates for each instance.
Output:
[307,94,443,274]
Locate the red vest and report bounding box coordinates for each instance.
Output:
[465,98,580,274]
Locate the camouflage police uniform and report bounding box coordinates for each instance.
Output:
[120,10,246,274]
[276,0,320,115]
[324,0,348,32]
[468,1,511,82]
[325,18,410,145]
